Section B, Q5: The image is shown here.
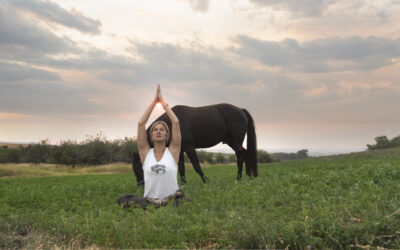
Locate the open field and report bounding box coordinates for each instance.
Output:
[1,148,400,248]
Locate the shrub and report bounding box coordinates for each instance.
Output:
[367,135,400,150]
[258,150,273,163]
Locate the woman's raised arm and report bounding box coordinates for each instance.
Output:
[137,89,158,164]
[157,87,181,163]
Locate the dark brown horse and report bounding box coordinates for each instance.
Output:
[132,103,258,184]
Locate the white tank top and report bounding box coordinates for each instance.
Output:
[143,148,179,199]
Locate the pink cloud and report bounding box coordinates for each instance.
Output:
[0,112,36,120]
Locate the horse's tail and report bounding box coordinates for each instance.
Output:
[242,109,258,177]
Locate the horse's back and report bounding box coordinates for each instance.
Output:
[172,103,246,127]
[171,104,247,147]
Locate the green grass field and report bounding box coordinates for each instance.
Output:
[1,148,400,248]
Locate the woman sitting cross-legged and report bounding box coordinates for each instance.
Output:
[118,85,190,209]
[138,84,182,205]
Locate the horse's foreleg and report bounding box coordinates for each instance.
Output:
[178,151,186,184]
[185,146,209,183]
[132,153,144,186]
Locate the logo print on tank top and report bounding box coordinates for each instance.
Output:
[151,164,166,174]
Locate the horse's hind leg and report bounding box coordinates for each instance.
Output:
[229,143,247,181]
[185,146,209,183]
[178,151,186,184]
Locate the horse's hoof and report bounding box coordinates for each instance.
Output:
[203,176,210,184]
[137,180,144,186]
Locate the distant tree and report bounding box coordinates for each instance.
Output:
[296,149,308,159]
[270,149,309,161]
[227,154,236,163]
[367,135,391,150]
[197,150,207,163]
[4,149,21,163]
[367,135,400,150]
[215,153,226,163]
[389,135,400,148]
[116,137,137,162]
[375,136,390,149]
[52,140,81,166]
[182,151,235,165]
[258,150,273,163]
[26,139,52,163]
[271,152,296,161]
[205,152,216,164]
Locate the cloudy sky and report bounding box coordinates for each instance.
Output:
[1,0,400,154]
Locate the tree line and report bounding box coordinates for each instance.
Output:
[367,135,400,150]
[270,149,309,161]
[0,134,309,165]
[0,133,137,166]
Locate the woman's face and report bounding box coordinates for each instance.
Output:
[151,123,168,143]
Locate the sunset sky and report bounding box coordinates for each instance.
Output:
[1,0,400,154]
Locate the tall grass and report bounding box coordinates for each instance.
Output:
[0,163,131,178]
[1,148,400,248]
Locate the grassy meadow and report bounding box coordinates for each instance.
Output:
[1,148,400,248]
